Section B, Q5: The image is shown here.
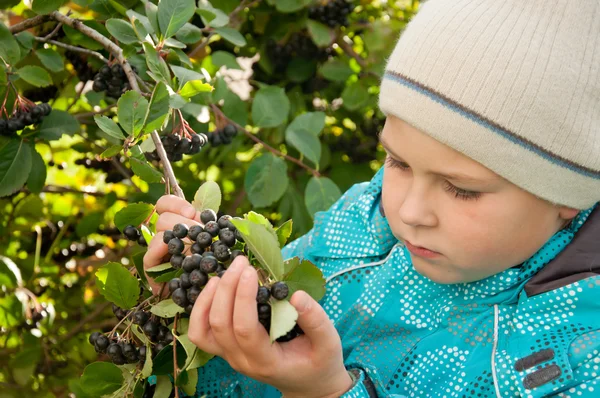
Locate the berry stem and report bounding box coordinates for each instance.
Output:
[33,36,109,63]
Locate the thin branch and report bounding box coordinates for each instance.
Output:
[336,34,367,69]
[20,185,126,200]
[42,21,64,41]
[74,104,117,120]
[187,32,216,59]
[34,37,109,63]
[9,14,51,34]
[210,104,321,177]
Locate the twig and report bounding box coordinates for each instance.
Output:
[34,37,109,63]
[336,34,367,68]
[187,32,216,59]
[66,80,87,111]
[9,14,51,34]
[20,185,126,200]
[210,104,321,177]
[42,21,64,41]
[73,104,117,120]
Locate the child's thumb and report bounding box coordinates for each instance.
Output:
[290,290,338,345]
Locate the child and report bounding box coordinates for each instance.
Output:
[144,0,600,396]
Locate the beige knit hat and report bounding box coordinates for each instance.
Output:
[378,0,600,210]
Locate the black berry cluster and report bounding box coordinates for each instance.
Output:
[207,124,237,147]
[92,64,135,99]
[145,133,208,163]
[124,225,148,246]
[89,305,173,365]
[308,0,355,28]
[74,157,132,183]
[255,280,305,342]
[23,86,58,103]
[65,50,96,82]
[0,103,52,136]
[265,32,332,75]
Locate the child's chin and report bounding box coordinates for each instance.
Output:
[411,257,466,285]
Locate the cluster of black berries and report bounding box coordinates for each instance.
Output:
[208,124,237,147]
[24,86,58,103]
[308,0,355,28]
[124,225,148,246]
[255,280,305,342]
[0,103,52,136]
[89,305,173,365]
[145,133,208,163]
[92,64,135,99]
[74,157,132,183]
[65,50,96,82]
[264,32,332,75]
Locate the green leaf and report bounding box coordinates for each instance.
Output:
[0,140,32,197]
[158,0,196,39]
[106,18,140,44]
[341,81,369,111]
[15,31,34,50]
[171,65,205,89]
[94,115,126,140]
[146,263,173,274]
[131,18,149,41]
[275,0,310,13]
[149,299,185,318]
[229,218,285,280]
[176,23,204,44]
[182,367,198,394]
[0,22,20,65]
[35,49,64,72]
[144,82,171,133]
[126,10,154,36]
[214,27,246,47]
[169,93,189,109]
[114,202,154,231]
[285,113,324,165]
[140,342,153,378]
[117,91,149,137]
[211,51,241,69]
[31,0,66,14]
[306,20,334,47]
[100,145,122,158]
[144,1,161,38]
[179,80,213,99]
[130,158,163,183]
[141,224,153,246]
[80,362,124,396]
[269,299,298,342]
[282,257,326,301]
[286,58,317,83]
[191,180,221,213]
[197,4,229,28]
[143,42,171,85]
[320,59,354,82]
[275,219,293,247]
[75,211,104,237]
[244,153,288,208]
[17,65,52,87]
[154,269,182,283]
[304,176,341,217]
[95,262,140,309]
[154,375,173,398]
[37,110,80,140]
[251,86,290,128]
[26,148,46,194]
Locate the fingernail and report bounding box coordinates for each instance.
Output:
[182,206,196,219]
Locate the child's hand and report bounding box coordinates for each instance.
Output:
[188,256,353,398]
[143,195,200,295]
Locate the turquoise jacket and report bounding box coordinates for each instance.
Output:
[188,168,600,397]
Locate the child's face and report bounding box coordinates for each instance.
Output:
[380,116,578,284]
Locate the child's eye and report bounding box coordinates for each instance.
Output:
[385,156,410,171]
[443,182,482,201]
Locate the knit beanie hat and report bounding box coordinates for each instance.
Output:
[378,0,600,210]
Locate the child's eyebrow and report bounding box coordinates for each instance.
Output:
[378,134,501,184]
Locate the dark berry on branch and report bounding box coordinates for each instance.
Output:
[185,304,194,314]
[189,269,208,288]
[191,242,203,254]
[138,234,147,246]
[230,249,243,260]
[204,221,220,237]
[223,124,237,138]
[256,286,270,304]
[133,311,150,326]
[259,317,270,331]
[94,335,110,352]
[122,343,138,362]
[124,225,140,241]
[112,64,125,77]
[217,215,236,231]
[187,286,201,304]
[100,65,111,76]
[271,282,289,300]
[163,230,175,244]
[168,278,181,293]
[112,355,127,365]
[219,228,236,247]
[199,255,218,274]
[188,225,203,241]
[107,343,122,357]
[139,346,147,363]
[200,209,217,224]
[89,331,102,346]
[168,238,184,255]
[217,270,226,278]
[153,343,166,356]
[143,321,159,338]
[235,229,245,242]
[172,288,189,307]
[162,330,174,344]
[213,243,231,262]
[196,232,213,248]
[182,254,201,273]
[112,304,128,320]
[215,263,226,274]
[170,254,184,269]
[202,251,214,257]
[173,223,189,239]
[257,303,271,319]
[157,325,170,342]
[180,272,192,289]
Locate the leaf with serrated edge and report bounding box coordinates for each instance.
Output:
[269,299,298,343]
[276,219,293,247]
[246,211,277,242]
[150,299,185,318]
[282,257,326,301]
[95,262,139,309]
[230,218,284,280]
[154,375,173,398]
[192,180,221,213]
[141,342,153,378]
[146,263,173,274]
[182,366,198,395]
[114,203,154,232]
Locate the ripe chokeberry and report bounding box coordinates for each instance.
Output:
[188,225,203,241]
[196,231,213,248]
[180,272,192,289]
[173,223,189,239]
[199,255,218,274]
[191,242,203,254]
[200,209,217,224]
[257,303,271,319]
[182,254,201,272]
[168,278,181,293]
[163,230,175,244]
[143,321,159,338]
[94,335,110,352]
[218,228,236,247]
[89,331,102,346]
[168,238,184,255]
[133,311,150,326]
[189,269,208,288]
[271,281,289,300]
[172,288,189,307]
[204,221,220,237]
[170,254,185,269]
[187,286,201,304]
[124,225,140,241]
[256,286,270,304]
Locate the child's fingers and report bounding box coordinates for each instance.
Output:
[232,265,273,363]
[156,212,201,232]
[188,276,222,356]
[155,195,199,221]
[143,232,169,295]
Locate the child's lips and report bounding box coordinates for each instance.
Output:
[404,240,442,258]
